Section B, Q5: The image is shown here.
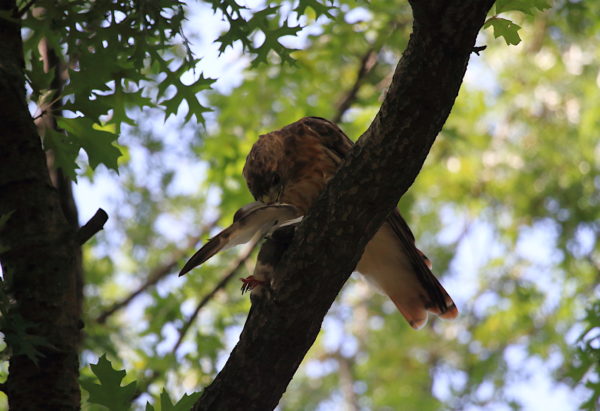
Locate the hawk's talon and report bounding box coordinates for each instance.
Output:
[240,275,265,294]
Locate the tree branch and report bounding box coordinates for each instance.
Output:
[14,0,35,18]
[77,208,108,245]
[472,45,487,55]
[332,48,378,124]
[173,240,258,353]
[193,1,495,409]
[133,240,258,398]
[96,220,218,324]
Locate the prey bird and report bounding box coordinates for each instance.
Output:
[179,202,301,289]
[242,116,458,329]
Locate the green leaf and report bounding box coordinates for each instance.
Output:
[484,17,522,45]
[211,3,303,66]
[143,390,201,411]
[4,326,53,366]
[251,20,302,66]
[156,389,202,411]
[496,0,550,15]
[159,67,215,123]
[25,58,55,99]
[44,128,81,180]
[295,0,335,19]
[80,354,137,411]
[57,117,122,172]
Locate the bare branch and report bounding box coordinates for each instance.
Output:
[95,218,218,323]
[77,208,108,245]
[133,240,259,398]
[332,48,378,124]
[15,0,36,18]
[173,240,258,352]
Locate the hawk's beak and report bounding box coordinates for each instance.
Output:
[259,185,284,204]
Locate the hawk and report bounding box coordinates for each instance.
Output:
[243,116,458,328]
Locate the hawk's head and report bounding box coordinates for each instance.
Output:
[243,133,285,203]
[245,169,283,204]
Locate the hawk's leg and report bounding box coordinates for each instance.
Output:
[240,276,265,294]
[246,223,299,301]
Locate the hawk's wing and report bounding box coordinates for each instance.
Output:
[386,210,458,321]
[302,117,354,162]
[179,202,301,277]
[304,117,457,327]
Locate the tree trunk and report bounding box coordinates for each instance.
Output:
[0,2,82,409]
[194,1,495,410]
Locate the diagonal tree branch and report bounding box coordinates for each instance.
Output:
[333,16,414,124]
[332,47,378,124]
[172,239,259,353]
[96,219,218,324]
[133,239,259,399]
[193,1,495,409]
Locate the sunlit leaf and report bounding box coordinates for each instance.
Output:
[484,17,522,45]
[80,354,137,411]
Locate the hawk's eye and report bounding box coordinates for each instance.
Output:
[271,174,280,186]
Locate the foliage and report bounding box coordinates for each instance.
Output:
[81,355,137,411]
[19,0,339,179]
[80,354,200,410]
[21,0,196,178]
[145,390,202,411]
[3,0,599,410]
[568,300,600,410]
[484,0,549,45]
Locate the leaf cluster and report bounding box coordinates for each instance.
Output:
[22,0,211,178]
[80,354,200,410]
[484,0,550,45]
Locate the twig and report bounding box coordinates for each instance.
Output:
[173,239,258,352]
[95,251,185,324]
[77,208,108,245]
[333,48,378,124]
[95,220,218,324]
[15,0,36,18]
[132,239,259,399]
[472,45,487,55]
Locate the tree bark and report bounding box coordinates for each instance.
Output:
[0,2,82,409]
[193,1,495,410]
